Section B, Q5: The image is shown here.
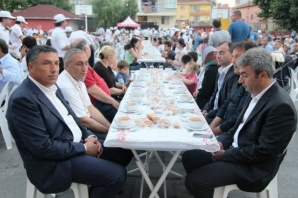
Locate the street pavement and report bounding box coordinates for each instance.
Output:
[0,130,297,198]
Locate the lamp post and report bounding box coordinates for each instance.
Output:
[81,9,88,33]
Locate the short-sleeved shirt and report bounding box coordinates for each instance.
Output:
[10,24,23,45]
[84,66,111,103]
[0,23,10,44]
[228,20,250,43]
[185,74,198,95]
[51,27,70,57]
[57,70,91,118]
[116,72,129,84]
[93,61,117,89]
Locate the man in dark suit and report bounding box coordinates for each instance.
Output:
[6,45,132,198]
[202,42,237,123]
[182,48,297,198]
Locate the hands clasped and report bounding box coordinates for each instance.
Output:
[84,136,103,158]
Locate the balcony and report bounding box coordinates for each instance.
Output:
[142,6,158,13]
[190,10,210,16]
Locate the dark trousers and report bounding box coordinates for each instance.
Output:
[182,150,238,198]
[93,101,117,123]
[59,57,64,74]
[70,155,125,198]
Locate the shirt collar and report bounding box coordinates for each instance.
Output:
[218,63,233,74]
[28,75,57,94]
[251,80,276,100]
[64,70,83,88]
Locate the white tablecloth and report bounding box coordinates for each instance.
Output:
[104,70,220,153]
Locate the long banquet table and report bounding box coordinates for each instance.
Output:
[104,69,220,198]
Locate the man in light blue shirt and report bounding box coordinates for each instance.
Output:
[0,38,23,92]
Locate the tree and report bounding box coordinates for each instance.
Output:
[254,0,298,30]
[1,0,71,12]
[91,0,138,28]
[120,0,139,22]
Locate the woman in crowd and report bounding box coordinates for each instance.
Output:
[158,36,167,53]
[93,45,127,101]
[124,37,145,70]
[166,38,186,70]
[194,46,218,109]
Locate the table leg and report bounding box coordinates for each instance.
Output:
[153,151,183,178]
[132,150,160,198]
[148,151,182,198]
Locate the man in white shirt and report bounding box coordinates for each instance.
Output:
[57,48,110,139]
[10,16,28,59]
[6,45,132,197]
[182,48,297,197]
[0,11,15,45]
[51,14,71,73]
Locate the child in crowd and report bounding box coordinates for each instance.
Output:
[182,61,200,95]
[179,54,192,73]
[116,60,132,87]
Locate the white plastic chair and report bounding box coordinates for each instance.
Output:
[94,48,100,63]
[26,178,89,198]
[289,68,298,110]
[213,175,277,198]
[0,82,15,150]
[290,68,298,101]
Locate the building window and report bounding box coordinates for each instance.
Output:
[165,0,177,8]
[180,5,185,10]
[161,16,169,25]
[192,5,200,11]
[180,15,185,20]
[194,16,200,22]
[251,14,253,20]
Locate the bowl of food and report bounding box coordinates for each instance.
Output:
[187,117,204,129]
[133,81,145,87]
[131,87,143,94]
[124,102,138,112]
[129,94,143,102]
[179,94,193,102]
[176,86,186,93]
[114,116,132,127]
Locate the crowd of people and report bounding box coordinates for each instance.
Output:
[0,8,297,198]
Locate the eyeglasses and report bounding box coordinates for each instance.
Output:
[214,51,229,56]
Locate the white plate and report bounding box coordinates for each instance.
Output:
[178,103,197,109]
[112,122,136,129]
[120,108,141,114]
[174,90,188,94]
[132,82,146,87]
[177,98,194,103]
[185,124,208,131]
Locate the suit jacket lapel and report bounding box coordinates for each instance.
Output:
[26,78,66,124]
[243,82,278,125]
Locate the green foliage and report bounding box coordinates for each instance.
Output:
[1,0,71,12]
[254,0,298,30]
[91,0,138,28]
